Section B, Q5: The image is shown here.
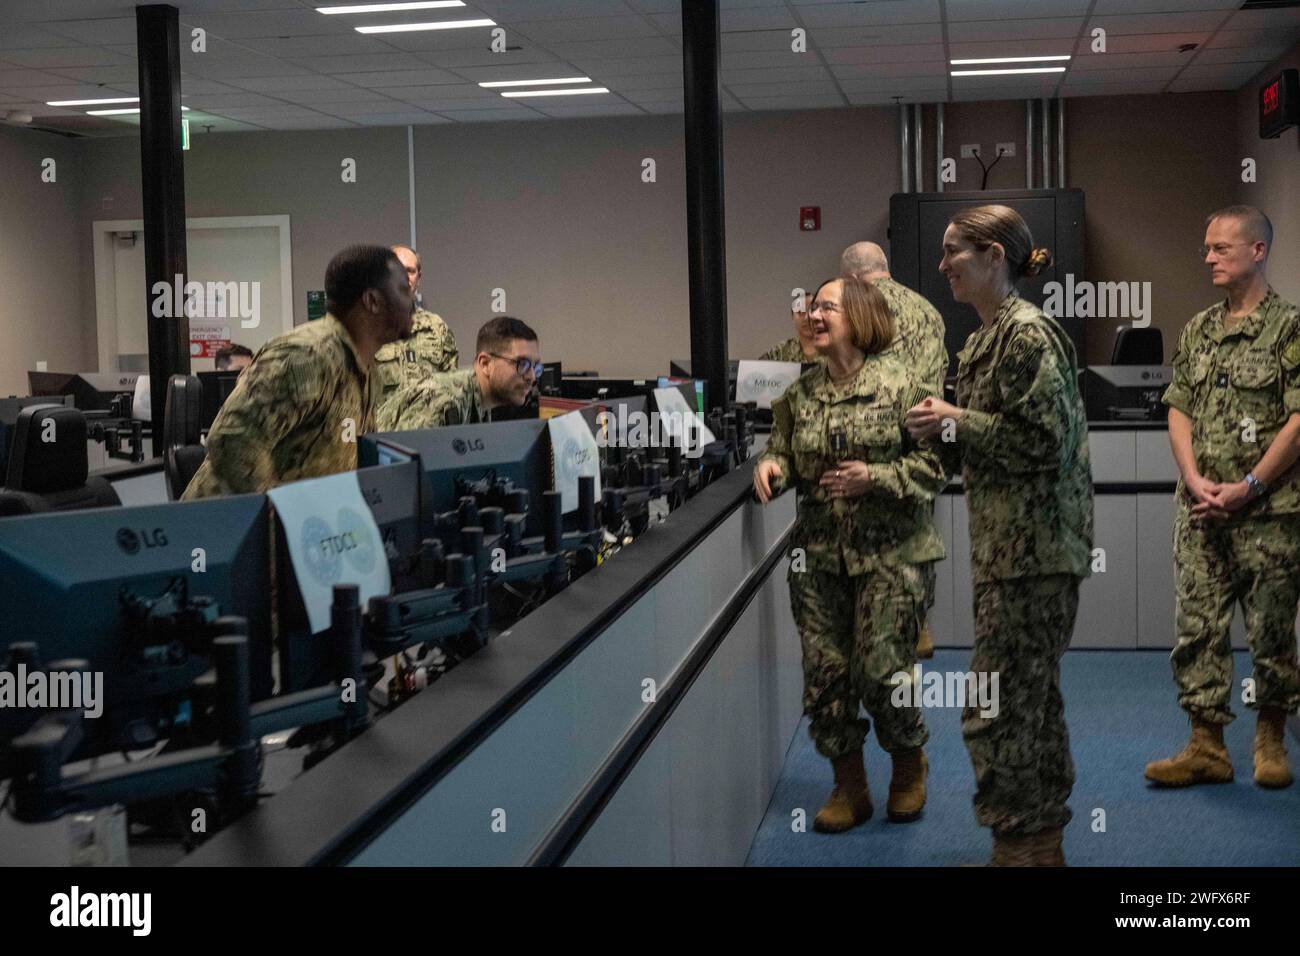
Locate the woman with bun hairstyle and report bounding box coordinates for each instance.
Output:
[905,204,1094,866]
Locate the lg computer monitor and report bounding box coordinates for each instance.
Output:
[196,371,241,431]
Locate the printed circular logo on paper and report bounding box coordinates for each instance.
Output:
[302,515,341,587]
[116,528,140,555]
[338,506,377,575]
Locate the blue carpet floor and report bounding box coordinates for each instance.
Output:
[746,649,1300,866]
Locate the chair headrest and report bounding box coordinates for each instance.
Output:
[4,404,89,493]
[164,374,203,450]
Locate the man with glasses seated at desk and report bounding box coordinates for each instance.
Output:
[377,316,542,431]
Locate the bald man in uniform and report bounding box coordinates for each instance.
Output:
[374,245,458,399]
[842,242,949,658]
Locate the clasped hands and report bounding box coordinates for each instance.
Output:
[1185,472,1250,522]
[905,396,962,440]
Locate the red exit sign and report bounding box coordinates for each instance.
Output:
[1259,68,1298,139]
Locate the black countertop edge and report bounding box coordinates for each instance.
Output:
[183,457,767,867]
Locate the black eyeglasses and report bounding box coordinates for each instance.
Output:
[489,352,544,379]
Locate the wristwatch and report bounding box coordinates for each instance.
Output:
[1245,473,1269,500]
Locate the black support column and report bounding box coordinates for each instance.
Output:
[681,0,728,412]
[136,4,190,431]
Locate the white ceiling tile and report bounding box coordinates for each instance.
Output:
[1206,29,1291,50]
[0,22,120,49]
[245,116,361,129]
[310,100,422,117]
[604,72,680,89]
[1088,11,1231,36]
[511,16,661,42]
[179,10,354,40]
[844,89,947,105]
[1223,8,1300,30]
[721,50,818,71]
[437,107,547,121]
[0,67,72,87]
[812,23,943,46]
[374,84,501,101]
[474,0,634,19]
[229,74,365,92]
[1056,66,1178,85]
[276,88,401,105]
[47,65,140,84]
[542,36,679,59]
[378,28,510,53]
[948,38,1082,59]
[946,0,1088,20]
[451,62,593,82]
[727,80,843,98]
[353,112,452,126]
[178,57,318,79]
[531,103,645,117]
[568,55,683,75]
[1069,51,1191,72]
[719,7,797,30]
[418,47,560,67]
[720,30,805,52]
[831,61,948,79]
[837,75,950,94]
[821,44,946,65]
[179,79,250,95]
[1091,0,1236,12]
[1194,45,1290,66]
[340,69,466,88]
[1,47,134,68]
[721,66,830,85]
[1173,61,1273,84]
[797,1,941,29]
[948,18,1085,42]
[289,54,432,73]
[237,35,397,58]
[733,94,846,109]
[208,105,338,119]
[183,93,288,109]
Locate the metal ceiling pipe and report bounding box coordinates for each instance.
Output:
[1025,99,1034,189]
[936,102,945,193]
[1041,97,1051,189]
[1057,97,1066,189]
[913,104,923,192]
[900,102,911,192]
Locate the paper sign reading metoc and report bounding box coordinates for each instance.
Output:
[653,387,717,459]
[736,360,802,409]
[267,471,391,634]
[547,410,601,514]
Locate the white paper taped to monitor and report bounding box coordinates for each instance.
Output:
[735,360,802,410]
[652,387,716,459]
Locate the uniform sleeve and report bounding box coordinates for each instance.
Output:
[203,344,316,494]
[1162,320,1197,416]
[1281,315,1300,418]
[377,380,444,431]
[920,309,948,397]
[758,390,795,482]
[868,438,947,504]
[432,318,459,372]
[955,325,1075,473]
[759,338,801,362]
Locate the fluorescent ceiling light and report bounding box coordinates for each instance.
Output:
[356,17,494,33]
[87,106,191,115]
[950,67,1068,76]
[46,96,139,106]
[950,56,1071,65]
[479,77,591,88]
[319,1,464,12]
[502,87,610,98]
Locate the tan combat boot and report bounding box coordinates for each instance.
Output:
[1144,716,1233,786]
[991,832,1038,867]
[886,748,928,823]
[1032,827,1066,866]
[916,620,935,659]
[812,750,873,833]
[1254,706,1293,789]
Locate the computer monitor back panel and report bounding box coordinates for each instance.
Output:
[196,371,241,431]
[889,189,1085,375]
[0,494,272,714]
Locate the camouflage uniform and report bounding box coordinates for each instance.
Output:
[761,357,946,758]
[374,309,458,398]
[377,368,485,432]
[182,313,376,499]
[1162,287,1300,723]
[942,292,1094,837]
[876,276,949,619]
[760,337,811,363]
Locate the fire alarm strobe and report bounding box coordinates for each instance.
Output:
[800,206,820,231]
[1260,68,1299,139]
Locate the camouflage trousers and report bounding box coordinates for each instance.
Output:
[789,560,928,759]
[963,574,1079,837]
[1172,510,1300,722]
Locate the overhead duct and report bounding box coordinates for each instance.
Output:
[1057,97,1066,188]
[899,102,911,192]
[936,102,945,193]
[913,104,923,192]
[1041,98,1051,188]
[1025,100,1034,188]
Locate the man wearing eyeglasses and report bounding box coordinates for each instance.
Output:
[377,316,541,431]
[1146,205,1300,792]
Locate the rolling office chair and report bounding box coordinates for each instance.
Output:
[163,374,207,501]
[1111,326,1164,365]
[0,404,121,516]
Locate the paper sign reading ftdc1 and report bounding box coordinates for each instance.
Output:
[267,471,391,634]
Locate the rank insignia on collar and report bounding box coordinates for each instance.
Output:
[406,349,415,362]
[1215,371,1229,388]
